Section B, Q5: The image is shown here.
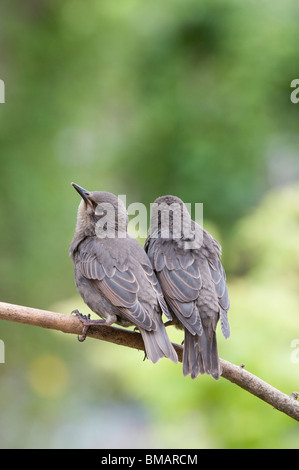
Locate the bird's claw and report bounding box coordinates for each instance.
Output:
[77,326,89,342]
[71,309,91,342]
[71,309,109,342]
[71,309,90,322]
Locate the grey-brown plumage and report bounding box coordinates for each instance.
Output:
[69,183,178,365]
[144,195,230,379]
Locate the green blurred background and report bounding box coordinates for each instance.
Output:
[1,0,299,449]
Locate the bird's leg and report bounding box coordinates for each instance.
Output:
[131,326,146,360]
[71,309,113,342]
[132,327,147,360]
[164,320,175,328]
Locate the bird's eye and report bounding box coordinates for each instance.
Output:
[95,204,105,216]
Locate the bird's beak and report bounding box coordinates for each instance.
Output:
[71,182,93,206]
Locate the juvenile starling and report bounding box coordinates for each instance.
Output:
[69,184,178,365]
[144,195,230,380]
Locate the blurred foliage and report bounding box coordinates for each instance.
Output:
[0,0,299,449]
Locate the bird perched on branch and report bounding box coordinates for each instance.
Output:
[69,183,178,365]
[144,195,230,380]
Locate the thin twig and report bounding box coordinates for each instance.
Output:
[0,301,298,422]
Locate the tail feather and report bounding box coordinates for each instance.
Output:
[210,330,222,379]
[140,322,178,364]
[183,328,221,380]
[183,329,202,378]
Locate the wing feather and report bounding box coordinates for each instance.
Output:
[78,243,153,330]
[208,255,230,337]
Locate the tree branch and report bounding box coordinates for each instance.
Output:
[0,301,298,422]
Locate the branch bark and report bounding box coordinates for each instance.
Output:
[0,301,298,422]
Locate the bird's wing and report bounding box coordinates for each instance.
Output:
[207,256,230,338]
[145,238,203,335]
[140,260,172,320]
[78,241,155,331]
[145,235,230,338]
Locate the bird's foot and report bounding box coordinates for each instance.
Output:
[71,309,107,342]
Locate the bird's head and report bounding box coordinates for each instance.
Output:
[71,183,128,239]
[154,195,185,207]
[150,194,192,239]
